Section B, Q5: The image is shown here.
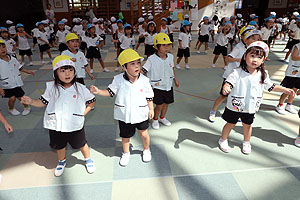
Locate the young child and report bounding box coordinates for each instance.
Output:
[98,18,107,49]
[0,27,17,57]
[228,16,239,52]
[209,27,261,122]
[15,24,33,66]
[283,18,300,63]
[90,49,154,167]
[261,17,274,46]
[20,55,96,176]
[0,39,34,116]
[176,20,191,70]
[78,20,88,54]
[140,21,157,58]
[135,17,146,50]
[167,17,175,48]
[56,21,70,54]
[36,22,52,64]
[62,33,94,85]
[276,42,300,115]
[110,17,118,50]
[219,41,294,154]
[31,23,39,50]
[115,19,125,57]
[197,16,210,54]
[212,21,233,68]
[85,24,109,73]
[43,20,55,48]
[159,18,170,36]
[142,33,179,129]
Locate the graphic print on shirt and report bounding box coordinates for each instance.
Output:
[231,96,243,112]
[255,97,262,112]
[291,65,300,75]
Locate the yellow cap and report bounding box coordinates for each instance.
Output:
[153,33,172,46]
[118,49,143,66]
[0,39,5,45]
[52,55,75,71]
[65,33,79,42]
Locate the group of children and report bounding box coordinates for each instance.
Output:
[0,12,300,181]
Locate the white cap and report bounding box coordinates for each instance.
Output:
[42,20,49,24]
[35,22,39,27]
[184,14,189,19]
[111,16,116,22]
[92,17,99,24]
[293,12,299,16]
[72,18,77,23]
[99,18,104,22]
[250,14,256,18]
[237,14,242,18]
[148,15,154,20]
[62,18,68,23]
[245,29,262,39]
[138,17,144,23]
[6,20,13,25]
[270,11,276,16]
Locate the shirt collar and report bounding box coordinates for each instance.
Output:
[123,72,140,83]
[155,52,168,59]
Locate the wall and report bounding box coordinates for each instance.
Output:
[268,0,288,8]
[48,0,69,13]
[120,0,138,11]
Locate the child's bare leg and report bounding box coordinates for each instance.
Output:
[211,95,226,112]
[138,129,150,150]
[21,55,25,63]
[160,103,169,118]
[28,55,32,62]
[80,143,91,159]
[223,55,227,66]
[17,97,29,108]
[213,55,219,64]
[57,148,66,160]
[205,42,208,51]
[284,49,292,60]
[8,96,16,110]
[221,122,236,140]
[177,57,182,64]
[89,58,94,69]
[197,42,202,50]
[242,123,252,142]
[40,52,43,60]
[46,49,52,59]
[154,104,163,119]
[98,58,106,69]
[184,57,188,64]
[122,138,130,153]
[287,88,297,103]
[278,93,289,105]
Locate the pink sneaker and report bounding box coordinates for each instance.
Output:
[242,141,251,154]
[218,138,231,153]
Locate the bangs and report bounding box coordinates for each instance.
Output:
[60,65,74,70]
[247,46,265,57]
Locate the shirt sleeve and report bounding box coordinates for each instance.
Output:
[81,85,96,104]
[178,33,183,41]
[144,79,154,101]
[107,76,120,97]
[225,69,239,88]
[228,47,240,58]
[263,70,275,91]
[119,35,124,43]
[40,82,53,105]
[142,58,152,73]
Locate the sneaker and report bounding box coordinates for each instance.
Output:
[285,104,298,114]
[295,136,300,147]
[185,64,190,70]
[276,105,288,115]
[90,69,94,74]
[54,159,66,177]
[115,66,120,72]
[204,50,208,54]
[197,50,200,54]
[114,57,118,61]
[103,68,110,72]
[142,149,152,162]
[22,107,31,116]
[9,108,20,116]
[218,138,231,153]
[208,110,216,123]
[29,62,33,66]
[212,64,216,68]
[119,152,130,167]
[158,117,171,126]
[85,158,96,174]
[152,119,159,129]
[242,141,251,154]
[283,59,289,64]
[176,64,181,69]
[41,60,45,65]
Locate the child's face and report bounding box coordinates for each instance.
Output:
[156,44,171,55]
[125,28,131,35]
[89,27,96,34]
[185,25,190,31]
[149,25,154,32]
[38,24,44,31]
[245,51,265,69]
[224,24,231,32]
[245,35,262,46]
[203,19,209,24]
[17,27,24,32]
[57,66,75,84]
[0,32,8,39]
[117,23,123,28]
[58,24,65,30]
[123,59,141,77]
[0,44,7,56]
[66,39,80,51]
[162,20,167,25]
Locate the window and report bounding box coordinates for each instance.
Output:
[236,0,243,9]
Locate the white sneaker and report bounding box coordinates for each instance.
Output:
[176,64,181,69]
[285,104,298,114]
[218,138,231,153]
[208,111,216,123]
[224,65,228,69]
[212,64,216,68]
[276,105,288,115]
[119,152,130,167]
[242,141,251,154]
[90,69,94,74]
[204,50,208,54]
[185,64,190,70]
[22,107,31,116]
[103,68,110,72]
[54,159,66,177]
[295,136,300,147]
[142,149,152,162]
[115,66,120,72]
[41,60,45,65]
[9,108,20,116]
[158,117,171,126]
[29,62,33,66]
[85,158,96,174]
[283,59,289,64]
[152,119,160,129]
[197,50,200,54]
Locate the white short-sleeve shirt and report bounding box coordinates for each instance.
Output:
[119,35,135,49]
[261,27,272,41]
[17,33,30,50]
[85,35,103,48]
[62,50,88,78]
[216,32,233,46]
[144,32,157,45]
[178,32,190,49]
[199,23,210,35]
[37,30,49,45]
[56,30,70,44]
[286,43,300,77]
[0,56,23,89]
[0,38,16,55]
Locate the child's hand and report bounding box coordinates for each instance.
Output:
[30,71,35,75]
[0,88,5,96]
[90,85,100,95]
[148,109,154,120]
[296,89,300,96]
[89,74,95,80]
[283,88,295,96]
[222,84,232,96]
[4,123,13,133]
[71,58,77,62]
[174,79,180,88]
[20,96,33,105]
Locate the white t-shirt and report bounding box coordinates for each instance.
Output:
[95,24,105,35]
[144,32,157,45]
[168,24,175,34]
[216,32,233,46]
[276,23,282,32]
[199,23,210,35]
[31,28,39,37]
[112,23,118,34]
[290,24,300,40]
[85,35,103,48]
[0,56,23,89]
[0,38,16,55]
[56,30,70,44]
[178,32,190,49]
[62,50,88,78]
[138,24,145,36]
[286,43,300,77]
[37,30,49,45]
[72,25,83,34]
[261,27,272,40]
[160,26,169,35]
[17,33,30,50]
[119,35,135,49]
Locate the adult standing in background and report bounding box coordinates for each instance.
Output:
[45,3,56,25]
[181,1,197,17]
[85,6,96,23]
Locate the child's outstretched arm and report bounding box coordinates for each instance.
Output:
[272,85,295,96]
[90,85,111,96]
[0,112,13,133]
[20,96,46,107]
[84,100,96,116]
[20,68,35,75]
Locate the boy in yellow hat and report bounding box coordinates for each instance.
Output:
[142,33,179,130]
[62,33,94,85]
[21,55,96,176]
[90,49,154,167]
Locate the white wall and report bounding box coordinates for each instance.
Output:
[48,0,69,13]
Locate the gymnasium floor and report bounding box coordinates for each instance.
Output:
[0,34,300,200]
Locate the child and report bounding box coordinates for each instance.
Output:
[228,16,239,52]
[97,18,107,49]
[0,27,17,57]
[212,21,233,68]
[176,20,191,69]
[15,24,33,66]
[167,17,175,48]
[20,55,96,176]
[85,24,109,73]
[276,42,300,115]
[140,21,157,58]
[31,23,39,50]
[142,33,179,129]
[36,22,52,64]
[43,20,55,48]
[110,17,118,50]
[112,24,136,72]
[90,49,154,167]
[283,18,300,63]
[261,17,274,46]
[197,16,210,54]
[78,20,88,54]
[135,17,146,50]
[209,27,261,122]
[0,39,34,116]
[62,33,94,85]
[219,41,294,154]
[56,21,70,54]
[115,19,125,58]
[159,18,170,36]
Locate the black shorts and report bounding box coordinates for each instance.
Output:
[59,43,68,52]
[286,39,300,50]
[118,120,149,138]
[119,48,125,55]
[280,76,300,89]
[33,37,37,44]
[49,33,56,44]
[138,37,145,43]
[100,34,106,40]
[213,45,228,56]
[219,79,228,96]
[39,44,50,52]
[86,46,101,59]
[113,33,117,40]
[177,47,190,58]
[49,128,87,150]
[198,34,209,42]
[19,49,32,56]
[3,87,25,98]
[145,44,156,56]
[80,41,87,51]
[117,41,121,48]
[169,33,174,42]
[76,78,85,85]
[229,36,236,44]
[153,87,174,105]
[222,107,255,125]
